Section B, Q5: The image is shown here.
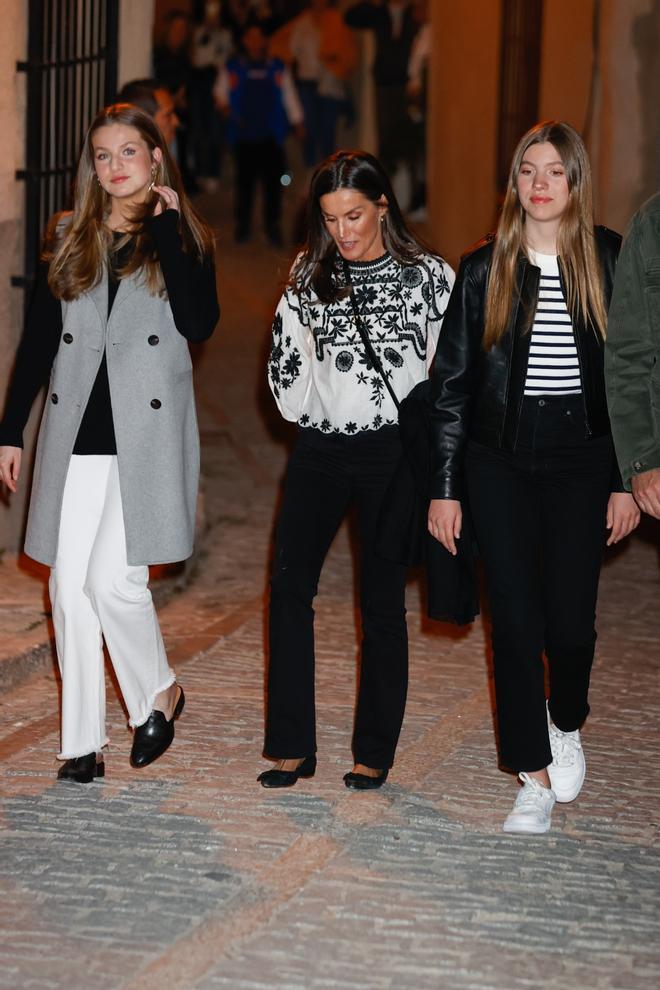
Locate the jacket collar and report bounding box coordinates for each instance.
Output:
[87,267,142,328]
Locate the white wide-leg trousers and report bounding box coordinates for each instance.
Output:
[49,455,175,759]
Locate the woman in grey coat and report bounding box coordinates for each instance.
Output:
[0,105,219,782]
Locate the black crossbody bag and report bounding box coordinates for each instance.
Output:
[343,260,479,625]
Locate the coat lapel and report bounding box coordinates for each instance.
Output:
[87,269,109,328]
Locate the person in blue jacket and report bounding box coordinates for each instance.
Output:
[215,24,303,245]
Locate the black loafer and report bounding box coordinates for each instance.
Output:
[57,752,105,783]
[343,768,389,790]
[258,755,316,788]
[130,686,185,768]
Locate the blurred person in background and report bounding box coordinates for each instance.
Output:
[405,0,429,219]
[117,78,180,149]
[345,1,418,207]
[271,1,358,169]
[224,0,284,40]
[215,23,304,245]
[153,9,197,191]
[190,1,234,191]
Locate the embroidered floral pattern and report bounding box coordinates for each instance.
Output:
[267,252,454,434]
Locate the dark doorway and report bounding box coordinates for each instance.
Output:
[13,0,119,304]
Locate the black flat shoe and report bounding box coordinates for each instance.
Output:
[258,755,316,788]
[343,768,389,790]
[57,753,105,783]
[130,686,185,769]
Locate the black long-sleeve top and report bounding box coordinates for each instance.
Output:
[0,209,219,452]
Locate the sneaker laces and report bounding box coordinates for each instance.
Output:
[514,772,551,809]
[548,722,582,767]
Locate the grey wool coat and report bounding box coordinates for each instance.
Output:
[25,270,200,567]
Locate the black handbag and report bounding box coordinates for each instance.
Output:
[343,261,479,625]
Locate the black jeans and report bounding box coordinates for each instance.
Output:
[234,138,284,238]
[465,395,614,772]
[266,427,408,769]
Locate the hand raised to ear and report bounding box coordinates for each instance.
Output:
[152,185,180,216]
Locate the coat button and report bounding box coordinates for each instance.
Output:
[51,393,58,404]
[150,399,161,409]
[62,333,73,344]
[633,460,644,471]
[148,335,160,346]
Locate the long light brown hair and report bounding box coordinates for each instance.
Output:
[45,103,214,300]
[483,120,607,349]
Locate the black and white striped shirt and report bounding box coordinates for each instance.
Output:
[523,251,582,396]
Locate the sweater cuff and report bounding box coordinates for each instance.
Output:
[145,209,181,249]
[0,422,24,449]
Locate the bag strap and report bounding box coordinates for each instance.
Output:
[342,260,401,411]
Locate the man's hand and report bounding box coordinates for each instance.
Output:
[631,467,660,518]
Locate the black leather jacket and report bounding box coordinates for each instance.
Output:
[429,226,622,499]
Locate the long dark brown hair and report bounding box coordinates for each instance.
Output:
[290,150,429,302]
[45,103,214,300]
[484,120,607,348]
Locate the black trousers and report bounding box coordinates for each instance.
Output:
[465,395,614,773]
[234,138,284,238]
[266,428,408,769]
[375,84,416,179]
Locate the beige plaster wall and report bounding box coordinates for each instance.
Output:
[538,0,594,131]
[539,0,659,231]
[591,0,660,232]
[427,0,503,267]
[427,0,659,265]
[119,0,157,86]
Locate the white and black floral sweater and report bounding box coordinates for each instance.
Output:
[268,251,454,435]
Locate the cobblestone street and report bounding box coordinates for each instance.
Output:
[0,187,659,990]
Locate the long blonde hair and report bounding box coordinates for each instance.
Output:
[45,103,215,301]
[483,120,607,349]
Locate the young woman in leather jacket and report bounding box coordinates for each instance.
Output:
[427,121,639,834]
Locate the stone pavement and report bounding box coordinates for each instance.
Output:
[0,186,659,990]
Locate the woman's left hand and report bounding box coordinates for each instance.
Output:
[606,491,640,546]
[152,185,180,216]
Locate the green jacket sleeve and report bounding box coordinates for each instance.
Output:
[604,199,660,489]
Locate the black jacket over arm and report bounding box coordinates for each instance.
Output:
[428,225,623,500]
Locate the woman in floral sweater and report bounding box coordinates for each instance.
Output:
[259,150,453,790]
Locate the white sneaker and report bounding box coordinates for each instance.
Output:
[547,709,586,803]
[502,772,556,834]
